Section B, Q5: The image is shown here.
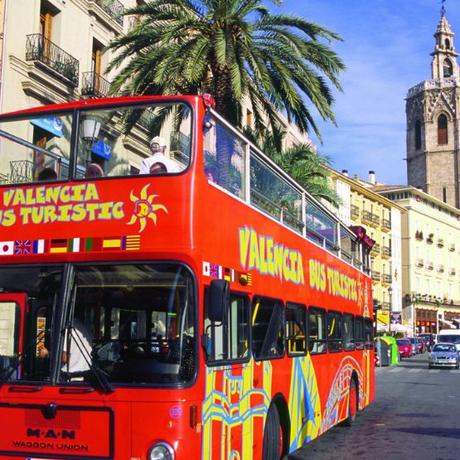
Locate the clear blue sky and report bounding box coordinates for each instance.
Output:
[275,0,460,185]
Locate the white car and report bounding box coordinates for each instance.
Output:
[428,342,460,369]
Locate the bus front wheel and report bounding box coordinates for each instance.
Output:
[262,404,283,460]
[342,381,358,427]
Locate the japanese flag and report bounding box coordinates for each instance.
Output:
[0,241,14,255]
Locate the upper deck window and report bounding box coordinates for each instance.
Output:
[0,114,72,183]
[77,103,191,179]
[0,102,192,185]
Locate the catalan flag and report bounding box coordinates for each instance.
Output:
[124,235,141,251]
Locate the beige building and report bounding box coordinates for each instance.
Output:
[0,0,139,113]
[327,169,405,333]
[406,11,460,208]
[376,186,460,333]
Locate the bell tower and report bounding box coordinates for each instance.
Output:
[406,7,460,208]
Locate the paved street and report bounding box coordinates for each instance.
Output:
[288,353,460,460]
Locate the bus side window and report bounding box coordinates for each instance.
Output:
[204,291,250,364]
[364,318,374,349]
[354,316,364,350]
[286,302,307,356]
[308,307,327,354]
[327,310,343,353]
[343,313,356,351]
[251,297,284,360]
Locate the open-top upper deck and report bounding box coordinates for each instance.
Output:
[0,94,371,274]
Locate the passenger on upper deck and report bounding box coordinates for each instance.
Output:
[139,136,179,174]
[85,163,104,178]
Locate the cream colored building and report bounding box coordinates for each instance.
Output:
[376,186,460,333]
[326,169,404,332]
[0,0,140,112]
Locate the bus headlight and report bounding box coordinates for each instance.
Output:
[149,441,175,460]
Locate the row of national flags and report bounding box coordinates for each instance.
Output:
[202,261,252,286]
[0,235,141,256]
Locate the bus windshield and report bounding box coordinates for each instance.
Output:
[0,263,196,386]
[0,101,192,183]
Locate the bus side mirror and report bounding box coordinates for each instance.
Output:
[208,280,229,323]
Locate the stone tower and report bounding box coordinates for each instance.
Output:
[406,11,460,207]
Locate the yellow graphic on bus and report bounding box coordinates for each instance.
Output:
[127,184,167,232]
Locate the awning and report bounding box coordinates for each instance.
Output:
[91,140,112,160]
[30,117,64,137]
[439,319,456,329]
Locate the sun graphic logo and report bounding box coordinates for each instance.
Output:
[127,184,167,232]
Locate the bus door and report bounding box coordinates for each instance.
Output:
[0,293,26,383]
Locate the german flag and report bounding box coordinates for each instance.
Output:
[49,239,68,254]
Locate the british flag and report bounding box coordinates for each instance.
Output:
[14,240,32,255]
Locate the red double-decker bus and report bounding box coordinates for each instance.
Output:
[0,95,374,460]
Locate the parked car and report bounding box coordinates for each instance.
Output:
[397,339,412,358]
[418,333,435,351]
[428,342,460,369]
[409,337,419,354]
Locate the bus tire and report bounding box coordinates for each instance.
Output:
[342,380,358,427]
[262,404,282,460]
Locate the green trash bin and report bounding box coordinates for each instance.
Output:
[381,336,399,365]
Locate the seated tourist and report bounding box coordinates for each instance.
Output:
[37,167,58,181]
[139,136,179,174]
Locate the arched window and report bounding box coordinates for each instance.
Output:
[445,38,451,49]
[443,59,453,77]
[415,120,422,150]
[438,114,448,145]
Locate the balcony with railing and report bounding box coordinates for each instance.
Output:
[371,271,381,282]
[371,243,380,254]
[415,258,424,268]
[426,261,434,270]
[350,204,359,219]
[437,238,444,248]
[81,71,111,98]
[382,218,391,232]
[437,265,445,273]
[25,34,79,87]
[449,268,456,276]
[415,230,424,241]
[381,273,392,284]
[381,302,391,311]
[381,246,392,258]
[449,244,455,252]
[88,0,124,27]
[362,210,380,227]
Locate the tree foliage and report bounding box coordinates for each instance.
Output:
[107,0,344,141]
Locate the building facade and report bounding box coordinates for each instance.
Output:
[0,0,140,113]
[406,11,460,208]
[377,186,460,334]
[327,169,404,333]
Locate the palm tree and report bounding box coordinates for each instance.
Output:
[251,130,339,206]
[107,0,344,141]
[271,144,339,205]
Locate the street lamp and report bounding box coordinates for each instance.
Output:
[388,286,393,335]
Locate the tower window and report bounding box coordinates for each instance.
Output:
[443,187,447,203]
[415,120,422,150]
[445,38,451,50]
[437,114,448,145]
[443,59,453,78]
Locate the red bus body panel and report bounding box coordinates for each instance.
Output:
[0,95,374,460]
